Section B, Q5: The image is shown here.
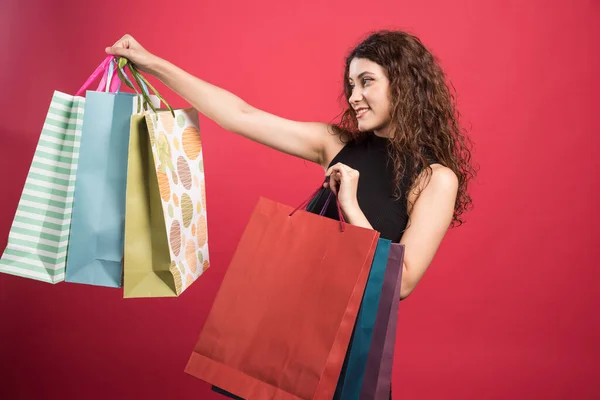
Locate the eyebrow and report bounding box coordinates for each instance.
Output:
[349,71,375,81]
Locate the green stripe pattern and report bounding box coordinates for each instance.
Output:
[0,91,85,283]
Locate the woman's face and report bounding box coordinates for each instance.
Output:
[348,58,392,137]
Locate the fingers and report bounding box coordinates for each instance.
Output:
[324,162,360,198]
[329,174,339,195]
[325,165,334,177]
[105,34,135,57]
[113,34,134,48]
[326,163,357,180]
[105,46,132,58]
[326,162,346,177]
[325,164,345,194]
[326,164,343,196]
[323,175,340,193]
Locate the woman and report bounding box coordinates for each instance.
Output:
[106,30,475,300]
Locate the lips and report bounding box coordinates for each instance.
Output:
[355,108,370,119]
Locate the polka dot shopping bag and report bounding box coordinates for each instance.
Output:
[124,108,209,298]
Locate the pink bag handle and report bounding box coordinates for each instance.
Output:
[97,59,121,93]
[75,56,121,96]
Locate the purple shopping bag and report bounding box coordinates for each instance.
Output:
[359,243,404,400]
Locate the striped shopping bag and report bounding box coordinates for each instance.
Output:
[0,91,85,283]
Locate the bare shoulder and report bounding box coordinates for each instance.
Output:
[425,164,459,192]
[407,164,458,213]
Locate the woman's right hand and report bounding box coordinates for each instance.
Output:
[105,34,158,74]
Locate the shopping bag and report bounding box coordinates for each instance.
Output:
[123,107,209,298]
[0,56,121,283]
[0,92,85,283]
[334,238,392,400]
[361,244,404,400]
[211,186,354,399]
[65,57,159,288]
[185,190,380,399]
[308,190,405,400]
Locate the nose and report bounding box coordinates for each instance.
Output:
[349,86,363,106]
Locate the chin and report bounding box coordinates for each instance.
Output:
[357,120,382,133]
[360,118,391,134]
[357,120,374,132]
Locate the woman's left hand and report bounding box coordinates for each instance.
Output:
[324,162,360,213]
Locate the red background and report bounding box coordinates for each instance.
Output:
[1,0,598,398]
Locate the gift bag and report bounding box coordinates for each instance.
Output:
[123,107,209,298]
[185,191,380,399]
[361,244,404,400]
[0,56,126,283]
[0,92,85,283]
[64,57,159,288]
[334,238,392,400]
[307,191,405,400]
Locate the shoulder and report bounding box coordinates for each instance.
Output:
[408,164,458,212]
[426,164,458,193]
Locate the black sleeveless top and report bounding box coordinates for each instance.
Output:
[307,133,433,243]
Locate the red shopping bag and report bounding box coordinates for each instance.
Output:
[185,191,380,399]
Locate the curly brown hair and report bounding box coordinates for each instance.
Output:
[334,30,477,227]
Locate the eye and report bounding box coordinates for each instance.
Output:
[362,77,373,85]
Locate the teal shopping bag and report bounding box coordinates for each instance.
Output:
[65,56,160,288]
[64,90,137,287]
[334,237,392,400]
[64,57,153,288]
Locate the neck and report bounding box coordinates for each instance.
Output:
[373,126,391,138]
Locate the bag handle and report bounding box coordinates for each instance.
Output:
[115,57,175,117]
[97,58,122,93]
[290,184,346,232]
[319,191,333,216]
[74,56,174,118]
[75,56,122,96]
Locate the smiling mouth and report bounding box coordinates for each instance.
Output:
[356,108,370,118]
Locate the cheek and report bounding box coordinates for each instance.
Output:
[367,87,391,113]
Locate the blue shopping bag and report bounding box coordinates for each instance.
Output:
[64,88,138,288]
